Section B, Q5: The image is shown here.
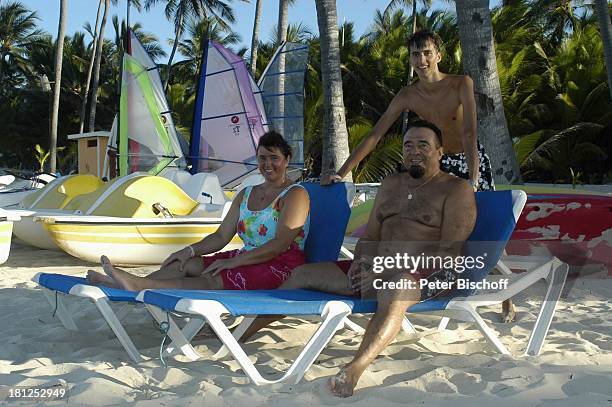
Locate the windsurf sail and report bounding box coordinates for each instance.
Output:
[258,42,309,175]
[190,41,268,187]
[118,30,185,176]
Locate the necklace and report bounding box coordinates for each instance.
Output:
[407,171,439,200]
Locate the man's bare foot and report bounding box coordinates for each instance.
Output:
[86,270,119,288]
[501,299,516,323]
[100,255,142,291]
[328,367,359,398]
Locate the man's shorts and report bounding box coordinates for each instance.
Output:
[335,260,458,301]
[440,141,495,191]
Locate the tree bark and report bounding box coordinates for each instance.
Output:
[88,0,109,132]
[249,0,263,77]
[593,0,612,100]
[79,0,103,134]
[50,0,68,173]
[276,0,290,135]
[315,0,351,179]
[455,0,522,184]
[164,12,183,91]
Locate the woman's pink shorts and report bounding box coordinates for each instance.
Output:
[202,247,305,290]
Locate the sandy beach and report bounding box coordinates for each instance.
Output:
[1,241,611,406]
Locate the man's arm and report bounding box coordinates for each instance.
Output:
[440,180,477,254]
[327,89,411,183]
[459,76,480,189]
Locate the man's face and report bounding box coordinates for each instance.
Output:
[409,40,441,76]
[403,127,443,178]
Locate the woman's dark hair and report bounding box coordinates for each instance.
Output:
[257,131,292,159]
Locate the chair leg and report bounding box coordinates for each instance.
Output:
[212,316,256,360]
[457,303,510,355]
[343,316,365,334]
[524,261,569,356]
[437,317,450,332]
[92,298,143,363]
[401,316,417,334]
[339,245,355,260]
[41,288,78,331]
[145,304,202,361]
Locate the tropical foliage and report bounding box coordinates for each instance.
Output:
[0,0,609,183]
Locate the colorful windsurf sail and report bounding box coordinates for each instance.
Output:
[258,42,309,175]
[190,41,268,187]
[118,30,185,176]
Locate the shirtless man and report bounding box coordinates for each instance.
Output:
[326,30,515,320]
[243,121,477,397]
[325,30,494,191]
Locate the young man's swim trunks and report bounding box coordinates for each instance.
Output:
[440,141,495,191]
[334,260,458,301]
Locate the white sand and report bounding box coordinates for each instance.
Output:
[1,241,611,406]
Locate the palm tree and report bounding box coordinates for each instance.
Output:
[249,0,263,77]
[314,0,351,178]
[78,0,103,133]
[144,0,238,91]
[593,0,612,99]
[50,0,68,173]
[0,2,45,88]
[455,0,522,185]
[88,0,111,132]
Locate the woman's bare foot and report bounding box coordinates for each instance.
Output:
[100,255,142,291]
[328,366,360,398]
[86,270,119,288]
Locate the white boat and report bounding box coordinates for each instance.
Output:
[36,39,308,266]
[0,209,20,264]
[0,173,57,208]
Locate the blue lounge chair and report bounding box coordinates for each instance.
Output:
[32,181,355,363]
[136,189,568,385]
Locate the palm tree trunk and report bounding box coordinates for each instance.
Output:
[315,0,351,180]
[79,0,103,134]
[164,13,183,92]
[50,0,68,173]
[455,0,522,184]
[88,0,109,132]
[401,0,419,134]
[276,0,289,136]
[594,0,612,100]
[249,0,263,77]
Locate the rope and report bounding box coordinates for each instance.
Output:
[52,291,59,318]
[158,312,170,367]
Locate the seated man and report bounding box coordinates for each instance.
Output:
[244,120,477,397]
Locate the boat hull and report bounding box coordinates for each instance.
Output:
[0,220,13,264]
[42,219,242,265]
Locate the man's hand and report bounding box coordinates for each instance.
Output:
[161,247,192,272]
[320,173,343,186]
[201,257,238,276]
[348,256,376,293]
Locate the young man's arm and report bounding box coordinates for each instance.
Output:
[322,89,411,185]
[459,76,480,190]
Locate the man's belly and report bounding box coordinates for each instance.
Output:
[379,217,441,251]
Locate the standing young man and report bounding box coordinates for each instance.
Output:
[324,30,494,191]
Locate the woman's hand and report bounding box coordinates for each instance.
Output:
[201,257,238,276]
[161,246,193,271]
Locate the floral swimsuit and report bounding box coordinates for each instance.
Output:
[202,184,310,290]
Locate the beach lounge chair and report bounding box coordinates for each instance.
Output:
[136,189,568,385]
[31,181,355,363]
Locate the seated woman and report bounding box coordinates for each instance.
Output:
[87,131,310,292]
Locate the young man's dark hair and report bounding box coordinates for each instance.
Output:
[408,30,442,52]
[406,119,443,147]
[257,131,292,158]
